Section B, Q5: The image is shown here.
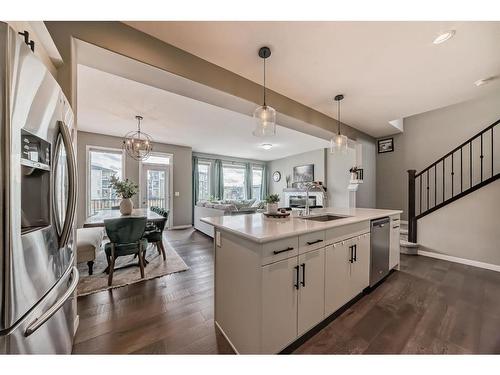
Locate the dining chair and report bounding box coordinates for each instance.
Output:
[104,217,148,286]
[144,209,169,261]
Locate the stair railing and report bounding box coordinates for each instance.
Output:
[407,119,499,243]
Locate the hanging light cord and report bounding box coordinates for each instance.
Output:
[263,57,267,107]
[337,99,341,135]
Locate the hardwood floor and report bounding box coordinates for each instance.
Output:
[73,229,500,354]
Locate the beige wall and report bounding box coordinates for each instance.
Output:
[377,92,500,219]
[418,179,500,266]
[77,131,192,228]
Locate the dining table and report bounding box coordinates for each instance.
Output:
[83,208,166,228]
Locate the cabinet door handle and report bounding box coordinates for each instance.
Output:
[294,265,300,289]
[353,244,357,262]
[349,246,353,263]
[300,263,305,287]
[273,246,294,255]
[306,239,323,245]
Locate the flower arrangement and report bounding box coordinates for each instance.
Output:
[349,166,359,174]
[109,175,138,199]
[285,175,291,188]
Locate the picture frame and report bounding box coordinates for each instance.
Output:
[293,164,314,184]
[378,137,394,153]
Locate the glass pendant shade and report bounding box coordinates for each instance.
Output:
[123,116,153,161]
[330,133,348,154]
[252,105,276,137]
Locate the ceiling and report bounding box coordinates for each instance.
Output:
[77,64,330,161]
[124,21,500,137]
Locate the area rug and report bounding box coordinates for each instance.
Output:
[77,240,189,296]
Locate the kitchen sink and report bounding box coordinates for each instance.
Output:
[302,214,349,222]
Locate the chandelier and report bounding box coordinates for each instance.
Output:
[253,46,276,137]
[122,115,153,161]
[330,94,348,154]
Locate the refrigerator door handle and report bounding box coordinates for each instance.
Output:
[24,266,79,337]
[57,120,77,248]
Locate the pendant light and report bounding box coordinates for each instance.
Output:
[122,115,153,161]
[330,94,348,154]
[253,46,276,137]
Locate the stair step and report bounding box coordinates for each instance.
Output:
[400,239,419,255]
[400,239,419,248]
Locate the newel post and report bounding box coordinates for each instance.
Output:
[407,169,417,243]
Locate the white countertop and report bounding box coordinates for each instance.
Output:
[201,207,402,243]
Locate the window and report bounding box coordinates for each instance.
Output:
[223,164,246,200]
[88,148,123,216]
[252,166,263,199]
[198,161,211,201]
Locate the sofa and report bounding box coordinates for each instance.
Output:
[194,198,266,237]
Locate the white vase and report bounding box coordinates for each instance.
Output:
[350,172,357,181]
[120,198,133,215]
[267,203,278,214]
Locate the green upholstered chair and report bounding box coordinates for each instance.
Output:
[144,209,169,261]
[104,217,148,286]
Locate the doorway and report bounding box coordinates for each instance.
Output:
[139,153,173,228]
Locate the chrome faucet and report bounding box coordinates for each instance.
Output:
[305,182,327,216]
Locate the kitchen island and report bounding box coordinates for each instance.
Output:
[201,207,402,354]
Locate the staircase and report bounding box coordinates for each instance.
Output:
[399,221,419,255]
[406,119,499,248]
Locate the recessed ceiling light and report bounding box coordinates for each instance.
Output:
[261,143,273,150]
[433,30,456,45]
[474,76,497,87]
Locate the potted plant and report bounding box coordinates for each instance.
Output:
[265,193,280,214]
[109,175,139,215]
[349,166,358,181]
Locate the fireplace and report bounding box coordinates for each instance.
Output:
[289,195,316,208]
[283,189,325,208]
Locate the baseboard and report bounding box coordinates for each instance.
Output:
[418,250,500,273]
[170,225,193,230]
[215,320,239,354]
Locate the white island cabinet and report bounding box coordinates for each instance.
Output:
[203,208,402,354]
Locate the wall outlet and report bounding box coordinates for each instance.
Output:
[174,191,180,197]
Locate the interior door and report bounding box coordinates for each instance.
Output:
[141,164,170,211]
[325,241,352,316]
[298,248,325,335]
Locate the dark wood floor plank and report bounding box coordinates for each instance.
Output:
[73,229,500,354]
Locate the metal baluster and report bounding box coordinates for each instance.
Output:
[434,165,437,207]
[442,160,445,202]
[492,127,494,177]
[470,141,472,189]
[419,176,422,215]
[451,153,454,197]
[480,134,484,182]
[460,148,463,192]
[426,170,429,210]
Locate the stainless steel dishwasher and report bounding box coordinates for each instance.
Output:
[370,217,390,287]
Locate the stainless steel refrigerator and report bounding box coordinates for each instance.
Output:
[0,22,79,354]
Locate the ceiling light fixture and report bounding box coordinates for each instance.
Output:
[330,94,348,155]
[122,115,153,161]
[253,46,276,137]
[261,143,273,150]
[433,30,456,45]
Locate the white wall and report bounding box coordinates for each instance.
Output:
[418,179,500,266]
[268,149,326,204]
[325,147,356,208]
